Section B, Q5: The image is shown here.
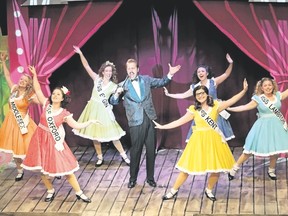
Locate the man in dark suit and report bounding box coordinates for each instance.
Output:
[110,58,181,188]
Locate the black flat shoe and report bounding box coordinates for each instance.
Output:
[267,171,277,180]
[205,190,216,202]
[146,179,157,187]
[45,192,55,202]
[76,194,91,203]
[15,172,24,181]
[128,180,136,188]
[55,176,61,179]
[228,173,235,181]
[162,191,178,200]
[95,159,104,167]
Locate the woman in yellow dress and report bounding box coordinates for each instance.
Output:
[0,52,38,181]
[153,79,248,201]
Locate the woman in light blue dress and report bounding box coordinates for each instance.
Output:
[164,54,234,142]
[228,77,288,181]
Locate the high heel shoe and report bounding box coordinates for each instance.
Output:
[267,168,277,180]
[122,157,130,166]
[45,192,55,202]
[205,189,216,202]
[162,189,178,200]
[15,172,24,181]
[76,193,91,203]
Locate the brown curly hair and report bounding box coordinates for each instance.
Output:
[98,61,118,83]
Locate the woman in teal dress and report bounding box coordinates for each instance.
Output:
[228,77,288,181]
[72,46,130,167]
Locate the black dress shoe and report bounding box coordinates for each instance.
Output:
[44,192,55,202]
[128,180,136,188]
[162,190,178,200]
[15,172,24,181]
[267,171,277,180]
[205,190,217,202]
[146,179,157,187]
[228,173,235,181]
[76,194,91,203]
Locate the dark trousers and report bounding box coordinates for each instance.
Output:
[129,112,156,182]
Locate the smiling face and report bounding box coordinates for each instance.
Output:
[18,75,32,89]
[195,88,208,104]
[51,89,64,104]
[102,66,113,80]
[261,80,274,95]
[126,59,139,80]
[196,67,209,82]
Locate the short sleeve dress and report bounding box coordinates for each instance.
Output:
[243,92,288,156]
[176,101,235,174]
[0,89,37,159]
[186,79,235,142]
[22,101,79,177]
[73,78,125,142]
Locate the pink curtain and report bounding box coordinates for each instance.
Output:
[193,0,288,119]
[7,0,122,123]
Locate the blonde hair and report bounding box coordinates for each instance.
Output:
[254,77,278,95]
[11,74,34,100]
[126,58,138,68]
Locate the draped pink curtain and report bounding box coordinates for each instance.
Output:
[193,0,288,119]
[7,0,122,122]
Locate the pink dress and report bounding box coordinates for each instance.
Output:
[22,102,79,177]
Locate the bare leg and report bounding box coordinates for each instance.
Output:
[205,172,220,201]
[14,158,24,181]
[163,172,188,200]
[268,154,278,180]
[41,174,55,202]
[93,140,103,166]
[66,174,91,202]
[112,140,130,165]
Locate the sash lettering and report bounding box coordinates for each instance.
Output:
[10,92,28,134]
[46,104,64,145]
[199,109,226,143]
[97,79,115,121]
[259,95,287,131]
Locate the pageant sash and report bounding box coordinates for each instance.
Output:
[10,92,28,134]
[198,108,226,142]
[259,94,287,131]
[96,79,115,121]
[46,104,65,148]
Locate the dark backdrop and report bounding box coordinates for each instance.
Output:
[48,0,271,149]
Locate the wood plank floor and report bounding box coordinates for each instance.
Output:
[0,145,287,216]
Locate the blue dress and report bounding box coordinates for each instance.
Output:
[185,79,235,142]
[243,92,288,156]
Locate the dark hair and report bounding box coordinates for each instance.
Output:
[193,85,214,110]
[192,64,214,84]
[49,87,71,108]
[98,61,118,83]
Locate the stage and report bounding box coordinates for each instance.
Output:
[0,146,287,216]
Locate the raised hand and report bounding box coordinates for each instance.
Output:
[73,45,82,55]
[243,78,248,92]
[226,53,233,64]
[28,65,37,76]
[168,63,181,76]
[0,52,8,62]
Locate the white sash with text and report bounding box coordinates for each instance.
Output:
[199,108,226,143]
[259,94,287,131]
[10,92,28,134]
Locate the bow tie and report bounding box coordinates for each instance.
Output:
[131,77,139,82]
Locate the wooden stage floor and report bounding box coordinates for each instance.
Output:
[0,145,287,216]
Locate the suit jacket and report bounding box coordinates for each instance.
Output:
[110,75,171,127]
